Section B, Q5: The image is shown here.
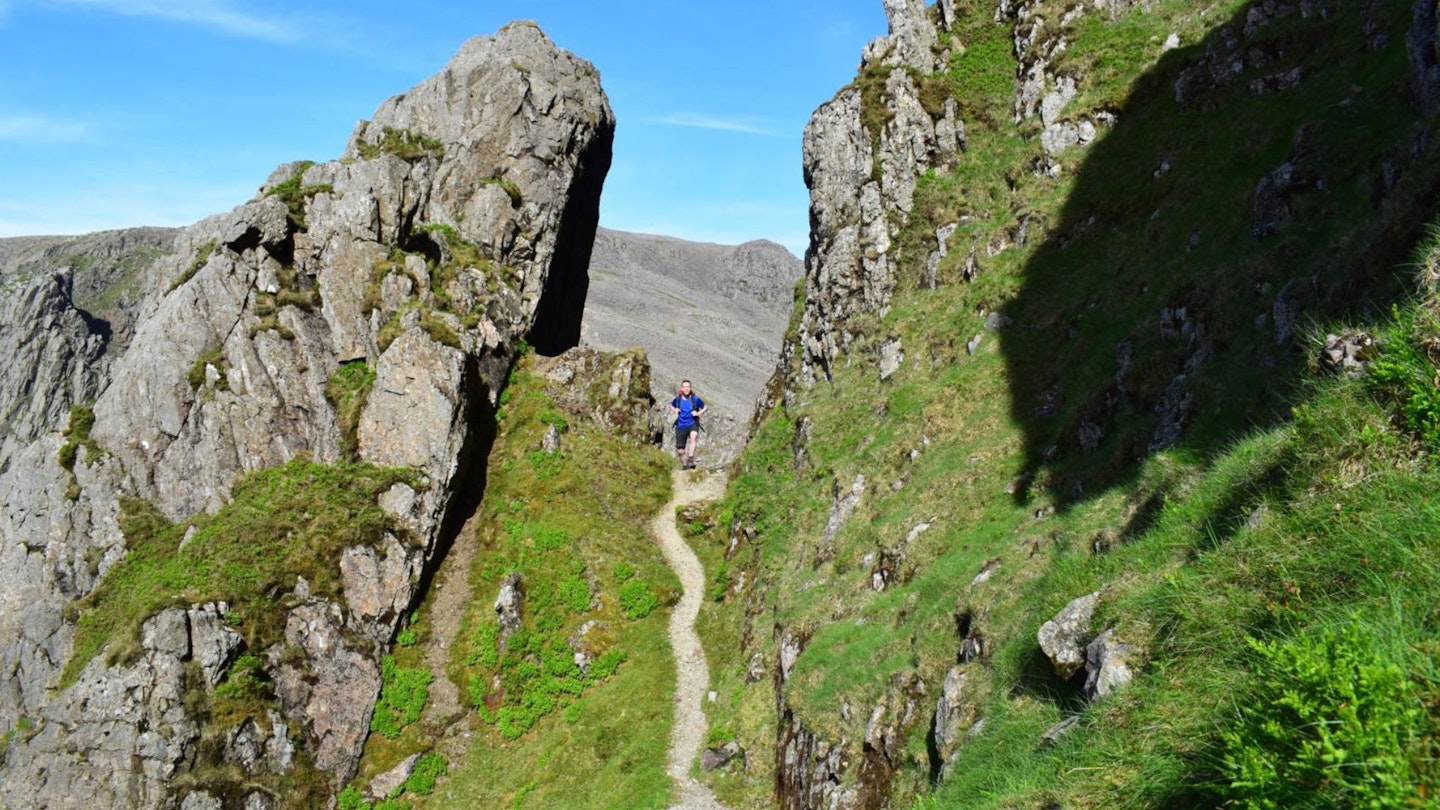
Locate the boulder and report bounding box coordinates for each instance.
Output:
[495,573,526,644]
[1083,628,1136,700]
[1037,592,1100,680]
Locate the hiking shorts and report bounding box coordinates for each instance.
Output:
[676,423,699,449]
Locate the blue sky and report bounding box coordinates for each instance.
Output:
[0,1,888,256]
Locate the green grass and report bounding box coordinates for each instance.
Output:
[326,360,376,459]
[693,1,1440,807]
[407,354,676,809]
[62,459,422,687]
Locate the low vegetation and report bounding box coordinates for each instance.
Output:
[404,355,676,809]
[62,459,422,687]
[327,360,377,459]
[265,161,332,229]
[356,126,444,162]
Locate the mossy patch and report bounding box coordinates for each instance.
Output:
[357,126,444,162]
[62,459,423,688]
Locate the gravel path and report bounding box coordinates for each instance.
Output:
[652,469,730,810]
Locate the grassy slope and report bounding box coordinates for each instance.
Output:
[400,355,679,810]
[696,1,1440,808]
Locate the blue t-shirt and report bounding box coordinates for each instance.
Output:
[672,393,704,428]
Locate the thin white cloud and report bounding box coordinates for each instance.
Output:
[647,113,784,137]
[0,181,256,237]
[0,113,91,143]
[37,0,308,43]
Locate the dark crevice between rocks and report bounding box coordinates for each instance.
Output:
[405,354,502,634]
[52,270,114,360]
[1011,645,1087,713]
[402,229,444,267]
[528,122,613,357]
[925,711,944,785]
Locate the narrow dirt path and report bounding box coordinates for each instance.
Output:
[652,469,730,810]
[422,511,481,723]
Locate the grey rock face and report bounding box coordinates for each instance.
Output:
[0,270,108,472]
[1083,628,1136,700]
[818,474,866,564]
[0,19,612,807]
[1320,331,1375,377]
[788,1,988,388]
[1253,161,1299,238]
[865,0,941,71]
[700,741,742,771]
[269,600,381,778]
[1037,591,1100,680]
[0,604,243,810]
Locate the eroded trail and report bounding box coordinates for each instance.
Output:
[652,469,730,810]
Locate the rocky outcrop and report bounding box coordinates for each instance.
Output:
[792,0,969,387]
[0,20,612,808]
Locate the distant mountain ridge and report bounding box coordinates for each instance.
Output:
[581,226,802,464]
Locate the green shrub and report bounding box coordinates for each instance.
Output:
[57,441,78,472]
[1219,618,1428,809]
[371,655,432,740]
[357,126,443,161]
[421,312,463,350]
[337,785,368,810]
[557,577,591,613]
[467,621,500,667]
[1367,309,1440,449]
[532,524,571,552]
[57,404,97,472]
[618,579,659,620]
[588,649,625,680]
[396,629,418,648]
[188,346,227,391]
[526,449,562,479]
[613,562,636,582]
[264,161,329,228]
[403,751,447,796]
[214,654,269,700]
[484,177,522,206]
[62,460,421,688]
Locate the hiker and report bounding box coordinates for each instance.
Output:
[669,380,706,470]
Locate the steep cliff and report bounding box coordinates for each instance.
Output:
[698,1,1440,808]
[0,21,612,809]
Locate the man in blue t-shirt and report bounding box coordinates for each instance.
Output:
[669,379,706,470]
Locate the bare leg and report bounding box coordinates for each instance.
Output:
[685,429,699,468]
